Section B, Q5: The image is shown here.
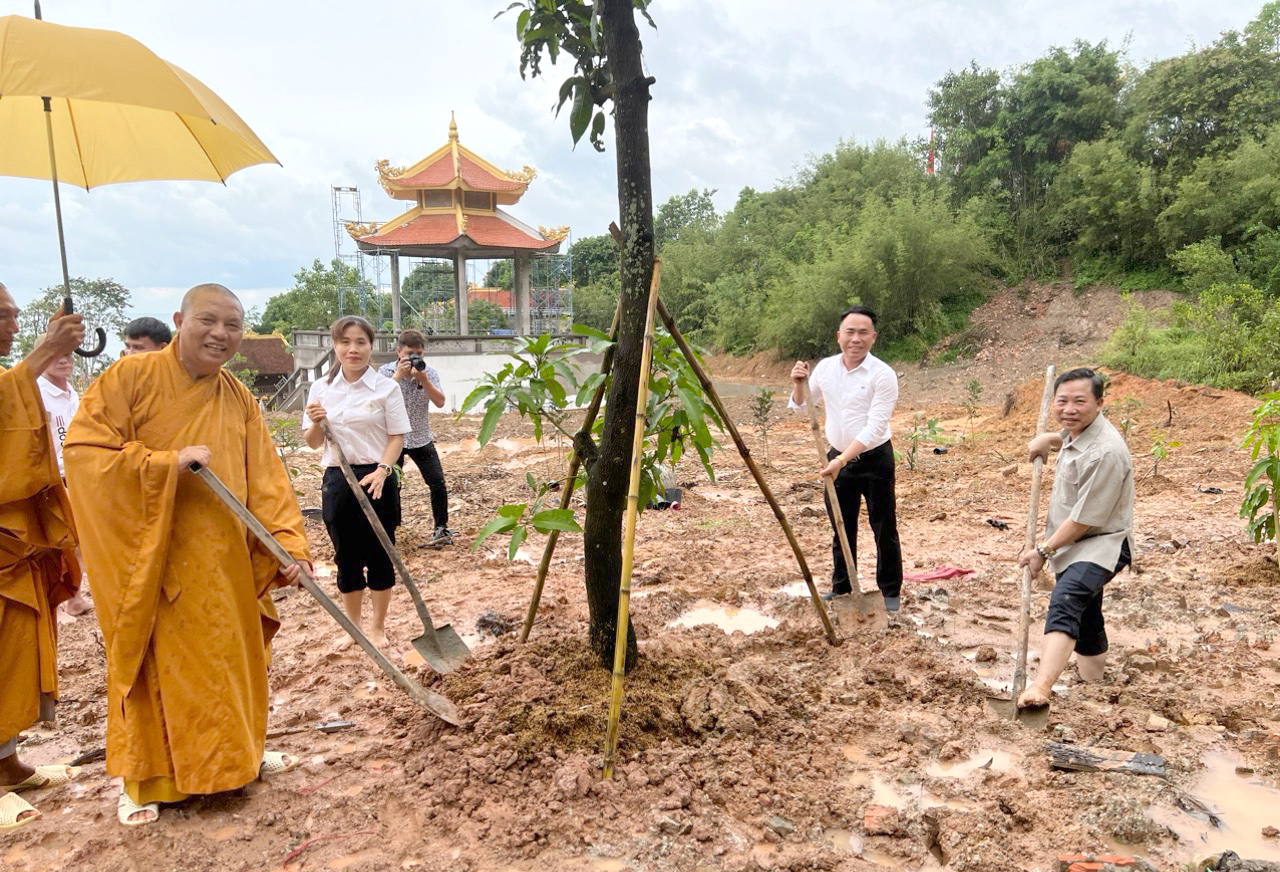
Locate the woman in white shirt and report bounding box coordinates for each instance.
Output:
[303,316,410,649]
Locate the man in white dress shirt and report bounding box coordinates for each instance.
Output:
[790,306,903,612]
[37,353,92,617]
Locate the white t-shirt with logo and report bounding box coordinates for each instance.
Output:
[37,375,79,477]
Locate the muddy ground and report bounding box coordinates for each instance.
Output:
[4,284,1280,872]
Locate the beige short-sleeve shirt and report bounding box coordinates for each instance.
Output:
[1045,413,1134,572]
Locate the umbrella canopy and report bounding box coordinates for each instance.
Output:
[0,14,278,188]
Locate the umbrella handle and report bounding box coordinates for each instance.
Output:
[61,296,107,358]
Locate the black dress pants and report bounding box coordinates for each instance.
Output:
[399,442,449,528]
[823,441,903,599]
[322,464,400,593]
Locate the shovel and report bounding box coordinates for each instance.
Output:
[318,419,470,674]
[188,461,459,726]
[800,381,887,624]
[986,364,1055,726]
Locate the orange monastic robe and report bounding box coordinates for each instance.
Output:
[0,360,79,745]
[63,339,310,796]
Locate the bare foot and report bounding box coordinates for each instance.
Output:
[62,592,93,617]
[332,635,355,653]
[1016,685,1051,709]
[368,628,389,649]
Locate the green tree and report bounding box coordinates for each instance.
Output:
[1048,137,1162,264]
[571,274,620,331]
[509,0,656,669]
[468,299,511,332]
[654,188,719,249]
[401,261,456,304]
[568,233,619,287]
[482,260,514,290]
[257,259,373,334]
[927,61,1006,205]
[2,277,130,383]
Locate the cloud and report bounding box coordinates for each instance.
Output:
[1,0,1265,319]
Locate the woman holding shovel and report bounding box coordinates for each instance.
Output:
[304,316,410,650]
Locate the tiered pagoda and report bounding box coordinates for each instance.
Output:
[350,116,562,335]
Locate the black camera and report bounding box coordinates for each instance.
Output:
[407,352,427,372]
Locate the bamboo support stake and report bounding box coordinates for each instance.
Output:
[1010,364,1057,715]
[602,259,662,780]
[520,294,624,642]
[655,300,838,645]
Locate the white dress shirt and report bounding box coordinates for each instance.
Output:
[37,375,79,476]
[788,352,898,452]
[304,367,410,467]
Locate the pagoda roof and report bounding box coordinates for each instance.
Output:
[236,335,294,376]
[355,206,561,258]
[380,116,532,204]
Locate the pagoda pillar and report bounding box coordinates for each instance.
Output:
[389,253,402,332]
[514,252,531,335]
[454,254,469,335]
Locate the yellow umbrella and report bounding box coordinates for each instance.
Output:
[0,6,279,354]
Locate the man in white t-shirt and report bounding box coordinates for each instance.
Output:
[36,353,91,617]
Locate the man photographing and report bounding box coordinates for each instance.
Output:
[380,330,455,547]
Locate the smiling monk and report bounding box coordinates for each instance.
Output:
[63,284,313,826]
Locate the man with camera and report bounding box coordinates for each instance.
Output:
[379,330,454,546]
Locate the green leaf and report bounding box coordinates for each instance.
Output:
[516,8,531,37]
[570,81,592,145]
[570,324,611,341]
[471,513,519,550]
[526,472,538,492]
[458,384,494,415]
[592,110,606,142]
[507,525,528,561]
[478,399,504,446]
[530,508,582,533]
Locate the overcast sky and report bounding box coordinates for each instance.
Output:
[0,0,1266,323]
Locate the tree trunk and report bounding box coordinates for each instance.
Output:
[583,0,654,670]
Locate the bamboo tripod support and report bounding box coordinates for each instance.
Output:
[655,299,838,645]
[519,224,839,647]
[519,296,623,642]
[603,260,663,779]
[1009,365,1057,714]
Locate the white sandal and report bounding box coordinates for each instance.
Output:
[0,792,40,832]
[259,750,299,778]
[116,790,159,827]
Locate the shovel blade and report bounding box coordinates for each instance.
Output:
[985,695,1050,729]
[410,623,471,674]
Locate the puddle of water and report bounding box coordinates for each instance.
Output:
[1154,752,1280,863]
[862,849,909,869]
[492,437,544,453]
[591,861,626,872]
[403,647,425,667]
[922,789,981,812]
[927,749,1018,778]
[778,581,813,598]
[841,745,874,765]
[846,771,910,807]
[668,600,779,634]
[826,828,863,853]
[436,438,480,456]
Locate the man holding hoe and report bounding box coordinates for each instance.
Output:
[1017,368,1134,709]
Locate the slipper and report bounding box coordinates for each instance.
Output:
[116,791,159,827]
[259,750,299,778]
[0,792,41,832]
[0,764,80,792]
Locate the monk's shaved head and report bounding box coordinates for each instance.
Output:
[181,283,243,316]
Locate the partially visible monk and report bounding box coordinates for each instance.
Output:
[63,284,313,826]
[0,283,84,832]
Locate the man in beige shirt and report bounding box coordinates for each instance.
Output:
[1017,368,1134,709]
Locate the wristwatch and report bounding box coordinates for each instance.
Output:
[377,463,393,475]
[1035,542,1056,559]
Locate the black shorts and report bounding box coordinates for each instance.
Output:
[1044,540,1131,657]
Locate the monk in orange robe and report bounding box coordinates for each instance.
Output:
[63,284,312,826]
[0,284,84,832]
